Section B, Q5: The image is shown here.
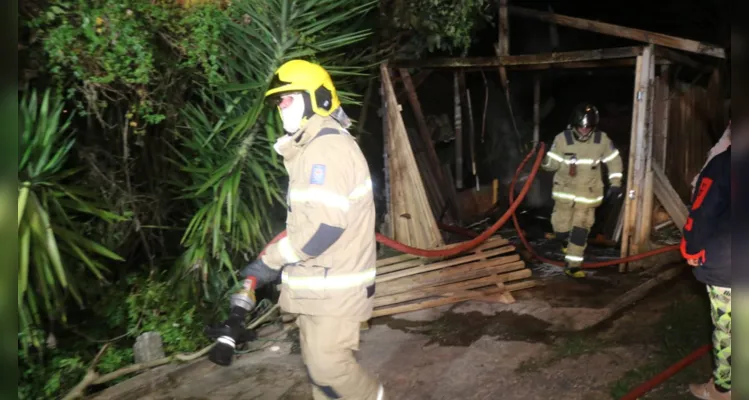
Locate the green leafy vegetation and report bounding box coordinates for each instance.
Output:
[387,0,494,57]
[28,0,229,124]
[173,0,377,296]
[18,274,212,399]
[18,88,129,354]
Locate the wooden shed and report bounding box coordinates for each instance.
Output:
[379,3,728,271]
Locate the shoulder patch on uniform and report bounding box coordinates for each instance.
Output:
[309,164,326,185]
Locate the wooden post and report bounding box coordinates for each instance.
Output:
[454,72,463,189]
[653,65,671,170]
[488,179,495,206]
[466,88,478,190]
[533,74,541,145]
[620,45,656,271]
[498,0,510,56]
[636,47,656,263]
[396,70,432,100]
[398,69,436,150]
[496,0,510,87]
[494,0,527,153]
[507,6,726,58]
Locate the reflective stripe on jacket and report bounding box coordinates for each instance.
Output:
[262,114,377,320]
[542,129,623,208]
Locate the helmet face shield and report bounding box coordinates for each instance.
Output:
[278,93,307,134]
[264,92,283,108]
[264,74,294,107]
[264,90,298,109]
[571,103,599,140]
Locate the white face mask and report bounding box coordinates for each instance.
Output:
[279,93,306,134]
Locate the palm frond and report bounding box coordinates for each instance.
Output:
[171,0,376,294]
[17,89,127,354]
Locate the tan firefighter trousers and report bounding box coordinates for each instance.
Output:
[297,314,382,399]
[551,204,596,267]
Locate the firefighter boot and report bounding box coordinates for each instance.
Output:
[564,263,586,279]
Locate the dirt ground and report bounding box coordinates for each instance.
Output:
[89,262,713,400]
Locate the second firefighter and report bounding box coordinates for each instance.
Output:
[542,103,624,278]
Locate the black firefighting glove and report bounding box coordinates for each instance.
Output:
[239,258,279,289]
[606,186,623,200]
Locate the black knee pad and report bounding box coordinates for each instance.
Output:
[569,227,588,246]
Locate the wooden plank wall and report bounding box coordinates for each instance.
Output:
[663,71,725,202]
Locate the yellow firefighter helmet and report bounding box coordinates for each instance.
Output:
[265,60,341,117]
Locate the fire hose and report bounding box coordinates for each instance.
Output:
[619,344,712,400]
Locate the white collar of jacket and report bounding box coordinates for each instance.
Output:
[273,115,342,159]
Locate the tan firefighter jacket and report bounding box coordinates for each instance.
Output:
[262,114,377,320]
[542,129,623,208]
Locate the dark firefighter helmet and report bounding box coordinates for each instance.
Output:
[570,103,599,140]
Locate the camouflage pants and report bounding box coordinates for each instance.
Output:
[707,285,731,391]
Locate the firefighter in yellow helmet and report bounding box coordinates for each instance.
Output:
[241,60,384,399]
[542,103,624,278]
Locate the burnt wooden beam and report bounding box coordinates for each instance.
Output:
[496,0,510,90]
[518,58,637,70]
[393,58,672,73]
[532,74,540,145]
[498,0,510,55]
[502,46,643,65]
[453,72,463,190]
[391,46,642,69]
[508,5,726,59]
[653,46,713,71]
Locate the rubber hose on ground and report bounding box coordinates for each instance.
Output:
[619,344,711,400]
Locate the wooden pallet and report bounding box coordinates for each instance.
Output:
[373,236,537,318]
